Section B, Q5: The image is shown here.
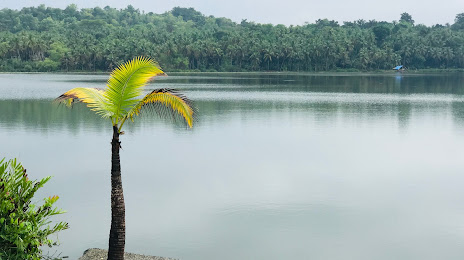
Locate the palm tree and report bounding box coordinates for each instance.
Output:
[55,57,194,260]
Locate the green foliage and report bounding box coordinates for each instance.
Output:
[452,13,464,30]
[37,58,60,72]
[48,42,69,63]
[171,7,206,25]
[0,6,463,72]
[400,12,414,25]
[0,158,68,260]
[55,57,194,129]
[372,25,391,44]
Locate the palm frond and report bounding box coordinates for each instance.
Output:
[55,87,112,117]
[104,56,165,123]
[126,88,195,128]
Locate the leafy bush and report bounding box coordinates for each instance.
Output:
[0,158,68,260]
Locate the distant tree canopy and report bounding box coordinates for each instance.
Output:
[452,13,464,30]
[400,12,415,25]
[0,5,463,72]
[171,7,205,25]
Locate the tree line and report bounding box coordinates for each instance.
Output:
[0,5,463,72]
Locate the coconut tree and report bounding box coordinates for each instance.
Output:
[55,57,194,260]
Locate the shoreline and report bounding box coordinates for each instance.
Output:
[0,69,463,75]
[78,248,177,260]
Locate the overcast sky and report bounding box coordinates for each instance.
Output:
[3,0,464,26]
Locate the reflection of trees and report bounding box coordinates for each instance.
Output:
[0,99,193,134]
[1,96,464,133]
[163,73,464,95]
[397,101,412,131]
[197,98,464,134]
[451,101,464,129]
[1,73,464,133]
[0,100,108,134]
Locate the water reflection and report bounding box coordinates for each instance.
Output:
[1,73,464,100]
[1,73,464,260]
[0,96,463,133]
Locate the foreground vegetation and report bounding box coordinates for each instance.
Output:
[0,158,67,260]
[0,5,463,72]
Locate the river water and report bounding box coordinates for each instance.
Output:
[1,72,464,260]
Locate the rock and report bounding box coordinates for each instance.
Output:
[78,248,177,260]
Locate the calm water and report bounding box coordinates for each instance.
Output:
[1,72,464,260]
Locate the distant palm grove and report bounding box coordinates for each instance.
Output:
[1,5,464,72]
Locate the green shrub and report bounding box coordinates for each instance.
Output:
[0,158,68,260]
[37,58,60,72]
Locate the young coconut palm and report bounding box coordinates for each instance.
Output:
[55,57,194,260]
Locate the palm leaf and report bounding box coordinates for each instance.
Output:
[104,56,165,123]
[126,88,195,128]
[55,87,112,117]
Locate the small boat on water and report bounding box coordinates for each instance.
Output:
[393,65,405,71]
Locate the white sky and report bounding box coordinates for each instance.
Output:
[3,0,464,26]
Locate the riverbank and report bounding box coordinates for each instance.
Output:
[78,248,177,260]
[1,68,463,75]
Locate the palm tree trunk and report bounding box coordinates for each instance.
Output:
[108,125,125,260]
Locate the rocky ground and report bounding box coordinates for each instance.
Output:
[78,248,177,260]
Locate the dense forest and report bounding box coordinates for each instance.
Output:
[0,5,464,72]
